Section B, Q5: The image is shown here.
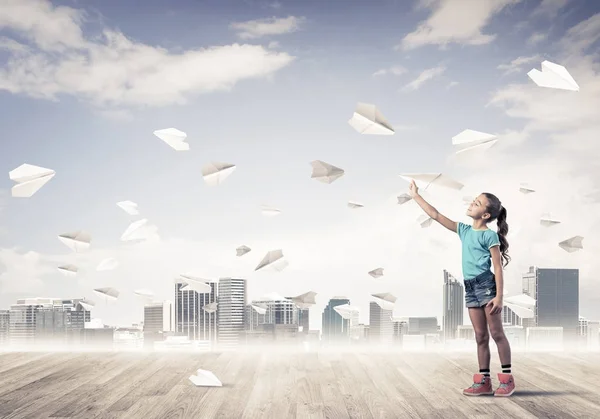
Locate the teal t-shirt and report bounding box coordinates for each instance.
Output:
[456,222,500,280]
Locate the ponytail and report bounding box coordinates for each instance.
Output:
[497,206,511,267]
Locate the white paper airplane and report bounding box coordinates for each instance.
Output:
[116,201,139,216]
[261,205,281,217]
[57,264,78,277]
[504,294,536,310]
[189,369,222,387]
[9,164,56,198]
[236,245,251,257]
[371,292,397,310]
[310,160,345,184]
[203,302,218,313]
[133,289,154,299]
[255,249,285,271]
[399,173,464,191]
[251,304,267,315]
[58,231,91,253]
[153,128,189,151]
[96,258,119,272]
[452,129,498,154]
[180,276,212,293]
[540,214,561,227]
[78,299,95,311]
[519,183,535,194]
[417,214,433,228]
[201,162,236,186]
[120,219,149,241]
[558,236,584,253]
[368,268,384,278]
[333,303,360,320]
[397,193,413,205]
[527,60,579,91]
[93,287,119,301]
[348,103,395,135]
[347,201,364,209]
[291,291,317,309]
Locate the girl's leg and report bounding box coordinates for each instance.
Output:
[468,307,490,369]
[484,303,511,366]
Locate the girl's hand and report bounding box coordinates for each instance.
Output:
[408,180,419,198]
[488,296,503,315]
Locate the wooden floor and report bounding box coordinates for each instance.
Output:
[1,350,599,419]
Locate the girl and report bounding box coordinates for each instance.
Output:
[408,180,515,397]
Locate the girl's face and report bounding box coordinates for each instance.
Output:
[466,194,491,220]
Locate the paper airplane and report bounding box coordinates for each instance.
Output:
[519,183,535,194]
[348,103,395,135]
[236,245,251,257]
[189,369,222,387]
[558,236,583,253]
[93,287,119,301]
[261,205,281,217]
[201,162,236,186]
[120,219,149,241]
[371,293,396,310]
[347,201,364,209]
[504,294,536,310]
[180,276,212,293]
[116,201,139,216]
[96,258,119,271]
[452,129,498,154]
[58,231,91,253]
[399,173,464,191]
[203,302,218,313]
[153,128,189,151]
[133,289,154,299]
[291,291,317,309]
[397,193,412,205]
[333,304,360,320]
[417,214,433,228]
[78,299,95,311]
[368,268,384,278]
[540,214,561,227]
[527,60,579,91]
[9,164,56,198]
[255,249,285,271]
[57,264,78,277]
[251,304,267,315]
[310,160,345,184]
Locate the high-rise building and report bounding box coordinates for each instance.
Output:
[0,310,9,346]
[522,266,579,340]
[144,301,173,333]
[174,280,217,342]
[321,297,350,343]
[217,277,247,349]
[254,293,297,325]
[368,302,393,344]
[442,270,464,341]
[407,317,438,335]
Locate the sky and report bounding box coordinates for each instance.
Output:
[1,0,600,331]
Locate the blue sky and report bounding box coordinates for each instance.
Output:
[1,0,600,330]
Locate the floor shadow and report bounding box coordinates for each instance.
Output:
[515,390,579,396]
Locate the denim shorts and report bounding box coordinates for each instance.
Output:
[464,270,497,308]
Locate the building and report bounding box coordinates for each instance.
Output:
[174,280,218,343]
[217,277,247,349]
[368,302,393,345]
[407,317,438,335]
[254,293,297,325]
[321,297,351,344]
[523,267,579,342]
[0,310,9,346]
[144,301,173,333]
[442,270,464,341]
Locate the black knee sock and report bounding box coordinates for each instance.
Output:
[502,364,511,374]
[479,368,490,378]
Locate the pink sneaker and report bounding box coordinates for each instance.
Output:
[463,373,494,396]
[494,373,516,397]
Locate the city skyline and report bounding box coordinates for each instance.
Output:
[1,0,600,331]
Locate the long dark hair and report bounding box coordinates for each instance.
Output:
[482,192,510,267]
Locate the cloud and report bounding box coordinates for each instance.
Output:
[401,65,446,91]
[372,65,407,77]
[527,32,547,45]
[446,81,459,89]
[0,0,295,109]
[398,0,522,50]
[229,16,305,39]
[530,0,570,18]
[0,248,55,294]
[496,54,542,75]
